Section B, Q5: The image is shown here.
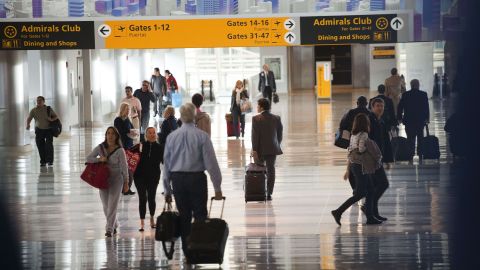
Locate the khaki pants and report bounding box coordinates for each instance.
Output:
[131,117,140,144]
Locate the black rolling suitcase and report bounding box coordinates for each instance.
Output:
[244,158,267,202]
[391,135,414,162]
[186,197,229,265]
[420,124,440,160]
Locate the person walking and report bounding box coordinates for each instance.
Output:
[151,68,167,117]
[340,96,370,134]
[114,103,136,195]
[26,96,59,167]
[397,79,430,162]
[121,86,142,131]
[134,127,162,232]
[384,68,405,117]
[134,80,155,142]
[258,64,276,103]
[163,103,223,257]
[158,106,179,163]
[192,93,211,137]
[86,127,129,237]
[164,70,178,103]
[368,84,397,132]
[331,114,382,226]
[251,98,283,200]
[230,80,249,139]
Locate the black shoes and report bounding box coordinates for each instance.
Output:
[40,163,46,167]
[360,205,387,221]
[105,231,112,237]
[123,190,135,195]
[331,210,342,226]
[48,162,53,166]
[266,195,272,201]
[366,218,383,225]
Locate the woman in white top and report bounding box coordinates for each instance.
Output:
[332,114,381,226]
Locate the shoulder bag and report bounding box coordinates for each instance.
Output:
[80,145,121,189]
[47,106,62,137]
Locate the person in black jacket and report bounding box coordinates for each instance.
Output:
[397,79,430,161]
[158,106,179,163]
[369,84,397,132]
[134,127,162,231]
[230,80,249,139]
[114,103,136,195]
[340,96,370,133]
[134,80,156,142]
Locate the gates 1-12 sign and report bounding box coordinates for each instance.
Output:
[300,14,398,45]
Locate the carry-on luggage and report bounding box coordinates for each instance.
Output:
[391,136,414,162]
[244,158,267,202]
[186,197,229,265]
[155,202,181,259]
[420,124,440,160]
[225,113,240,137]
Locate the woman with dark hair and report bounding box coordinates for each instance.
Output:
[86,127,129,237]
[332,114,382,226]
[230,80,249,139]
[134,127,162,231]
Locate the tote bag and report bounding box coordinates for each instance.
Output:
[81,146,120,189]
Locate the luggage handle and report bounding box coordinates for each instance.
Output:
[208,196,226,219]
[425,124,430,137]
[162,202,177,212]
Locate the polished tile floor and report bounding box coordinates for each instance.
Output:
[1,90,458,269]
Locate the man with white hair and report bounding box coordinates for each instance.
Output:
[163,102,223,256]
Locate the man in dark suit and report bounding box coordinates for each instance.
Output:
[397,79,430,160]
[252,98,283,200]
[258,64,276,103]
[340,96,370,133]
[369,84,396,132]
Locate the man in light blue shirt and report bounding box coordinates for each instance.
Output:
[163,102,223,256]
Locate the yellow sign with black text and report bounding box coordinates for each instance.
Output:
[104,18,292,49]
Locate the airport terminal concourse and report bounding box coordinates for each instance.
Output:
[0,0,472,269]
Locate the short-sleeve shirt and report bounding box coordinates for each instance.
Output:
[121,97,142,118]
[29,105,57,129]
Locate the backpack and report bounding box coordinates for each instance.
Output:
[47,106,62,137]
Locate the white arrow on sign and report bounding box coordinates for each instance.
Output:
[390,17,404,31]
[98,24,112,38]
[284,32,296,43]
[284,18,296,30]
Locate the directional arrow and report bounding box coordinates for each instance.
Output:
[284,18,296,30]
[284,32,296,43]
[100,26,109,35]
[393,19,401,28]
[390,17,404,31]
[97,24,112,38]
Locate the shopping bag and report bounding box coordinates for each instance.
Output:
[125,148,141,172]
[172,92,182,108]
[240,99,252,113]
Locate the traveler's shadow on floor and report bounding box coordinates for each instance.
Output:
[37,167,55,196]
[227,139,247,168]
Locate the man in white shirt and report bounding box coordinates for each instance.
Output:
[121,86,142,130]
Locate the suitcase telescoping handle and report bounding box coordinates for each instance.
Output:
[425,124,430,137]
[209,196,226,219]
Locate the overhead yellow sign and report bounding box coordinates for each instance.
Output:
[104,18,293,49]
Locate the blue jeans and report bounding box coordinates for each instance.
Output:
[171,172,208,254]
